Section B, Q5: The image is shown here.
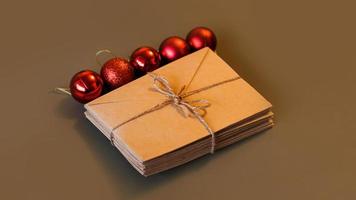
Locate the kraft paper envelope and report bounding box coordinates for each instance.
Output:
[85,47,272,162]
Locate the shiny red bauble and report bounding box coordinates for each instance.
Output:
[130,46,161,77]
[69,70,104,104]
[159,36,190,64]
[100,57,135,90]
[186,27,217,51]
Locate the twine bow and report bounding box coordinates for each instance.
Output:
[149,73,216,153]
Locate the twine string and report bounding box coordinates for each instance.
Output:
[109,73,240,154]
[91,49,241,154]
[183,48,210,92]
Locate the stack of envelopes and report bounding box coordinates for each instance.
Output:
[84,47,273,176]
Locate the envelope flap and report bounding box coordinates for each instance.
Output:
[183,48,241,93]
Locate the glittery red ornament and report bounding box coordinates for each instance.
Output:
[159,36,190,64]
[69,70,103,104]
[100,57,135,90]
[130,46,161,77]
[186,27,217,51]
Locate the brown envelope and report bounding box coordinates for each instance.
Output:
[85,47,272,162]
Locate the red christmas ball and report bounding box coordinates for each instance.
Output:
[69,70,103,104]
[130,46,161,77]
[186,27,217,51]
[100,57,135,90]
[159,36,190,64]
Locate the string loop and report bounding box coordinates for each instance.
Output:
[54,88,71,96]
[96,49,116,66]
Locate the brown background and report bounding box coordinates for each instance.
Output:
[1,0,355,199]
